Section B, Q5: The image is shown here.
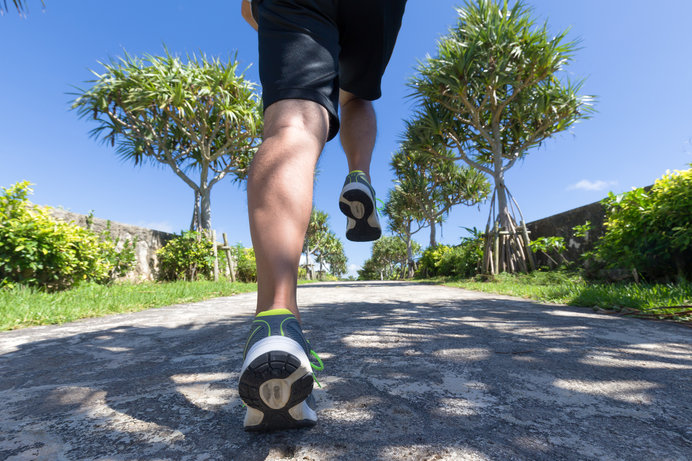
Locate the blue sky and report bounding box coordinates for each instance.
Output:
[2,1,691,276]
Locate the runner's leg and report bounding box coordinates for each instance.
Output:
[339,90,376,182]
[247,99,329,320]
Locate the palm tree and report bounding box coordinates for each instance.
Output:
[382,186,424,277]
[72,51,262,232]
[408,0,594,273]
[390,144,489,248]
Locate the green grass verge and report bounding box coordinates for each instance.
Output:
[437,271,692,323]
[0,280,257,331]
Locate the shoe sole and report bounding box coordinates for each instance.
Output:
[238,336,316,431]
[339,183,382,242]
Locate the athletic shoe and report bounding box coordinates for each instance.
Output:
[339,170,382,242]
[238,308,323,431]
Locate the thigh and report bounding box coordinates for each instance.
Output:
[253,0,341,140]
[337,0,407,100]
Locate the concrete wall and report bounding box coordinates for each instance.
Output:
[526,186,653,265]
[525,200,606,264]
[50,209,175,281]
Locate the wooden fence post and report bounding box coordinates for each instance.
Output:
[212,230,219,282]
[222,233,236,283]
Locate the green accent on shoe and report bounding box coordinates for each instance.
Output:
[243,320,270,356]
[255,308,294,317]
[280,317,294,336]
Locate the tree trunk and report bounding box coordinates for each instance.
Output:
[494,173,512,230]
[429,219,437,248]
[200,186,212,231]
[406,235,415,279]
[190,190,201,231]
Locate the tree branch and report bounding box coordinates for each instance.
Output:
[446,131,493,175]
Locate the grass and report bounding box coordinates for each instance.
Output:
[0,279,257,331]
[3,271,689,331]
[440,270,692,324]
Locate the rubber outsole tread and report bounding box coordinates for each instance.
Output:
[340,189,381,242]
[239,350,315,431]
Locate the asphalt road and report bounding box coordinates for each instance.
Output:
[1,281,690,460]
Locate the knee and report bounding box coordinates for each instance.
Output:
[263,99,329,147]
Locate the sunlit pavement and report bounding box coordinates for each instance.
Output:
[1,281,690,460]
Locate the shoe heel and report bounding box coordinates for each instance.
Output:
[239,337,316,431]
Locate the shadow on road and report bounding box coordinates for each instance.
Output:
[1,283,690,459]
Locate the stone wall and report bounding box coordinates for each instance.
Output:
[525,200,606,264]
[50,209,175,281]
[526,185,653,265]
[525,186,651,265]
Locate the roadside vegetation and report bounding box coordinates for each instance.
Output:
[0,280,257,331]
[354,1,691,325]
[1,41,348,330]
[441,271,692,323]
[0,181,342,331]
[363,166,692,324]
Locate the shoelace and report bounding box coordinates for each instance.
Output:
[308,344,324,388]
[375,197,386,215]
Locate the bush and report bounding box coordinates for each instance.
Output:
[234,244,257,282]
[0,181,135,290]
[590,168,692,282]
[157,231,215,281]
[417,245,449,277]
[417,238,483,279]
[529,236,567,269]
[95,220,138,281]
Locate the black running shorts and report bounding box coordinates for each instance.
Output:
[251,0,407,140]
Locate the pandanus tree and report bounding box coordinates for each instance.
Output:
[382,186,424,278]
[321,233,348,278]
[408,0,593,273]
[0,0,42,14]
[72,51,262,232]
[303,209,347,279]
[359,236,415,281]
[390,145,490,248]
[303,209,329,279]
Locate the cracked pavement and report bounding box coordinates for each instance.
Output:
[1,281,691,460]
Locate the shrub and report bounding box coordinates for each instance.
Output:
[529,236,567,269]
[96,221,138,281]
[591,168,692,281]
[0,181,135,290]
[234,244,257,282]
[417,237,483,279]
[417,245,450,277]
[157,231,215,281]
[441,242,483,278]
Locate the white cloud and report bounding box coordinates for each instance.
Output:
[347,264,361,277]
[567,179,617,192]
